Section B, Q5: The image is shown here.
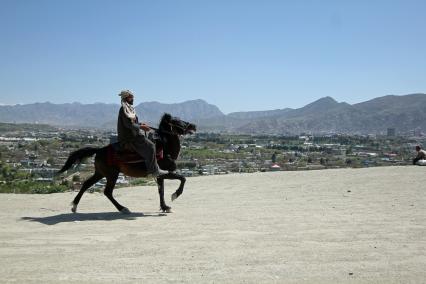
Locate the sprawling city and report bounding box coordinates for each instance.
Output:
[1,122,424,194]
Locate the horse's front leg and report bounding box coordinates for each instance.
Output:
[157,159,185,201]
[156,177,171,213]
[167,172,186,201]
[157,172,186,201]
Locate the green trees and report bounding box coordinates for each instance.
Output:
[0,161,68,194]
[0,181,68,194]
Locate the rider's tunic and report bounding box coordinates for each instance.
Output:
[117,107,159,174]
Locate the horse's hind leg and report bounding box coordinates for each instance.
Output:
[103,173,129,214]
[71,172,103,213]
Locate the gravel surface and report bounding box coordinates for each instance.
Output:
[0,166,425,283]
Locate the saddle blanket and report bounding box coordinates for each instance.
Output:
[106,143,163,166]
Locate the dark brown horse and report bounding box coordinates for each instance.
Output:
[58,113,196,214]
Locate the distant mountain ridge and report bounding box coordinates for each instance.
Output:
[217,93,426,134]
[136,99,223,123]
[0,94,425,134]
[0,99,224,129]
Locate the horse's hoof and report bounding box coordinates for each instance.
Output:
[161,207,172,213]
[70,202,77,213]
[171,192,178,202]
[120,207,131,214]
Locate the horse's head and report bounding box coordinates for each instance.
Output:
[159,113,197,136]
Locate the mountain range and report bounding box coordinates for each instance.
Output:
[0,94,425,135]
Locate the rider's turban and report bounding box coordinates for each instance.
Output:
[118,89,134,100]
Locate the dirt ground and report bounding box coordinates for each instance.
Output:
[0,166,425,283]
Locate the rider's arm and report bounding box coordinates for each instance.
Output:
[140,123,151,132]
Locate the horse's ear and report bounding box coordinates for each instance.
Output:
[163,113,172,121]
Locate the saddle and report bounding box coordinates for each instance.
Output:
[107,133,164,166]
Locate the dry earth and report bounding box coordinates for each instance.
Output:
[0,166,425,283]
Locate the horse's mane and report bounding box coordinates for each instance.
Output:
[159,113,172,130]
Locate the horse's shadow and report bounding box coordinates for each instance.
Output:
[21,211,167,225]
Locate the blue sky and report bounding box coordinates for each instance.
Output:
[0,0,425,113]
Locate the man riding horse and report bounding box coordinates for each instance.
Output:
[117,89,168,177]
[59,91,196,213]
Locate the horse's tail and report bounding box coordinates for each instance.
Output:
[57,147,100,174]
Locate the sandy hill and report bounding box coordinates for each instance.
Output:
[0,166,425,283]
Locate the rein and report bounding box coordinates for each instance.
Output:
[148,126,175,136]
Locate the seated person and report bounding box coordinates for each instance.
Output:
[412,145,426,165]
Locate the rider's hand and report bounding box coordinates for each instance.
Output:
[140,123,151,132]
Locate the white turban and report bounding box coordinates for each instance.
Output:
[118,89,134,100]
